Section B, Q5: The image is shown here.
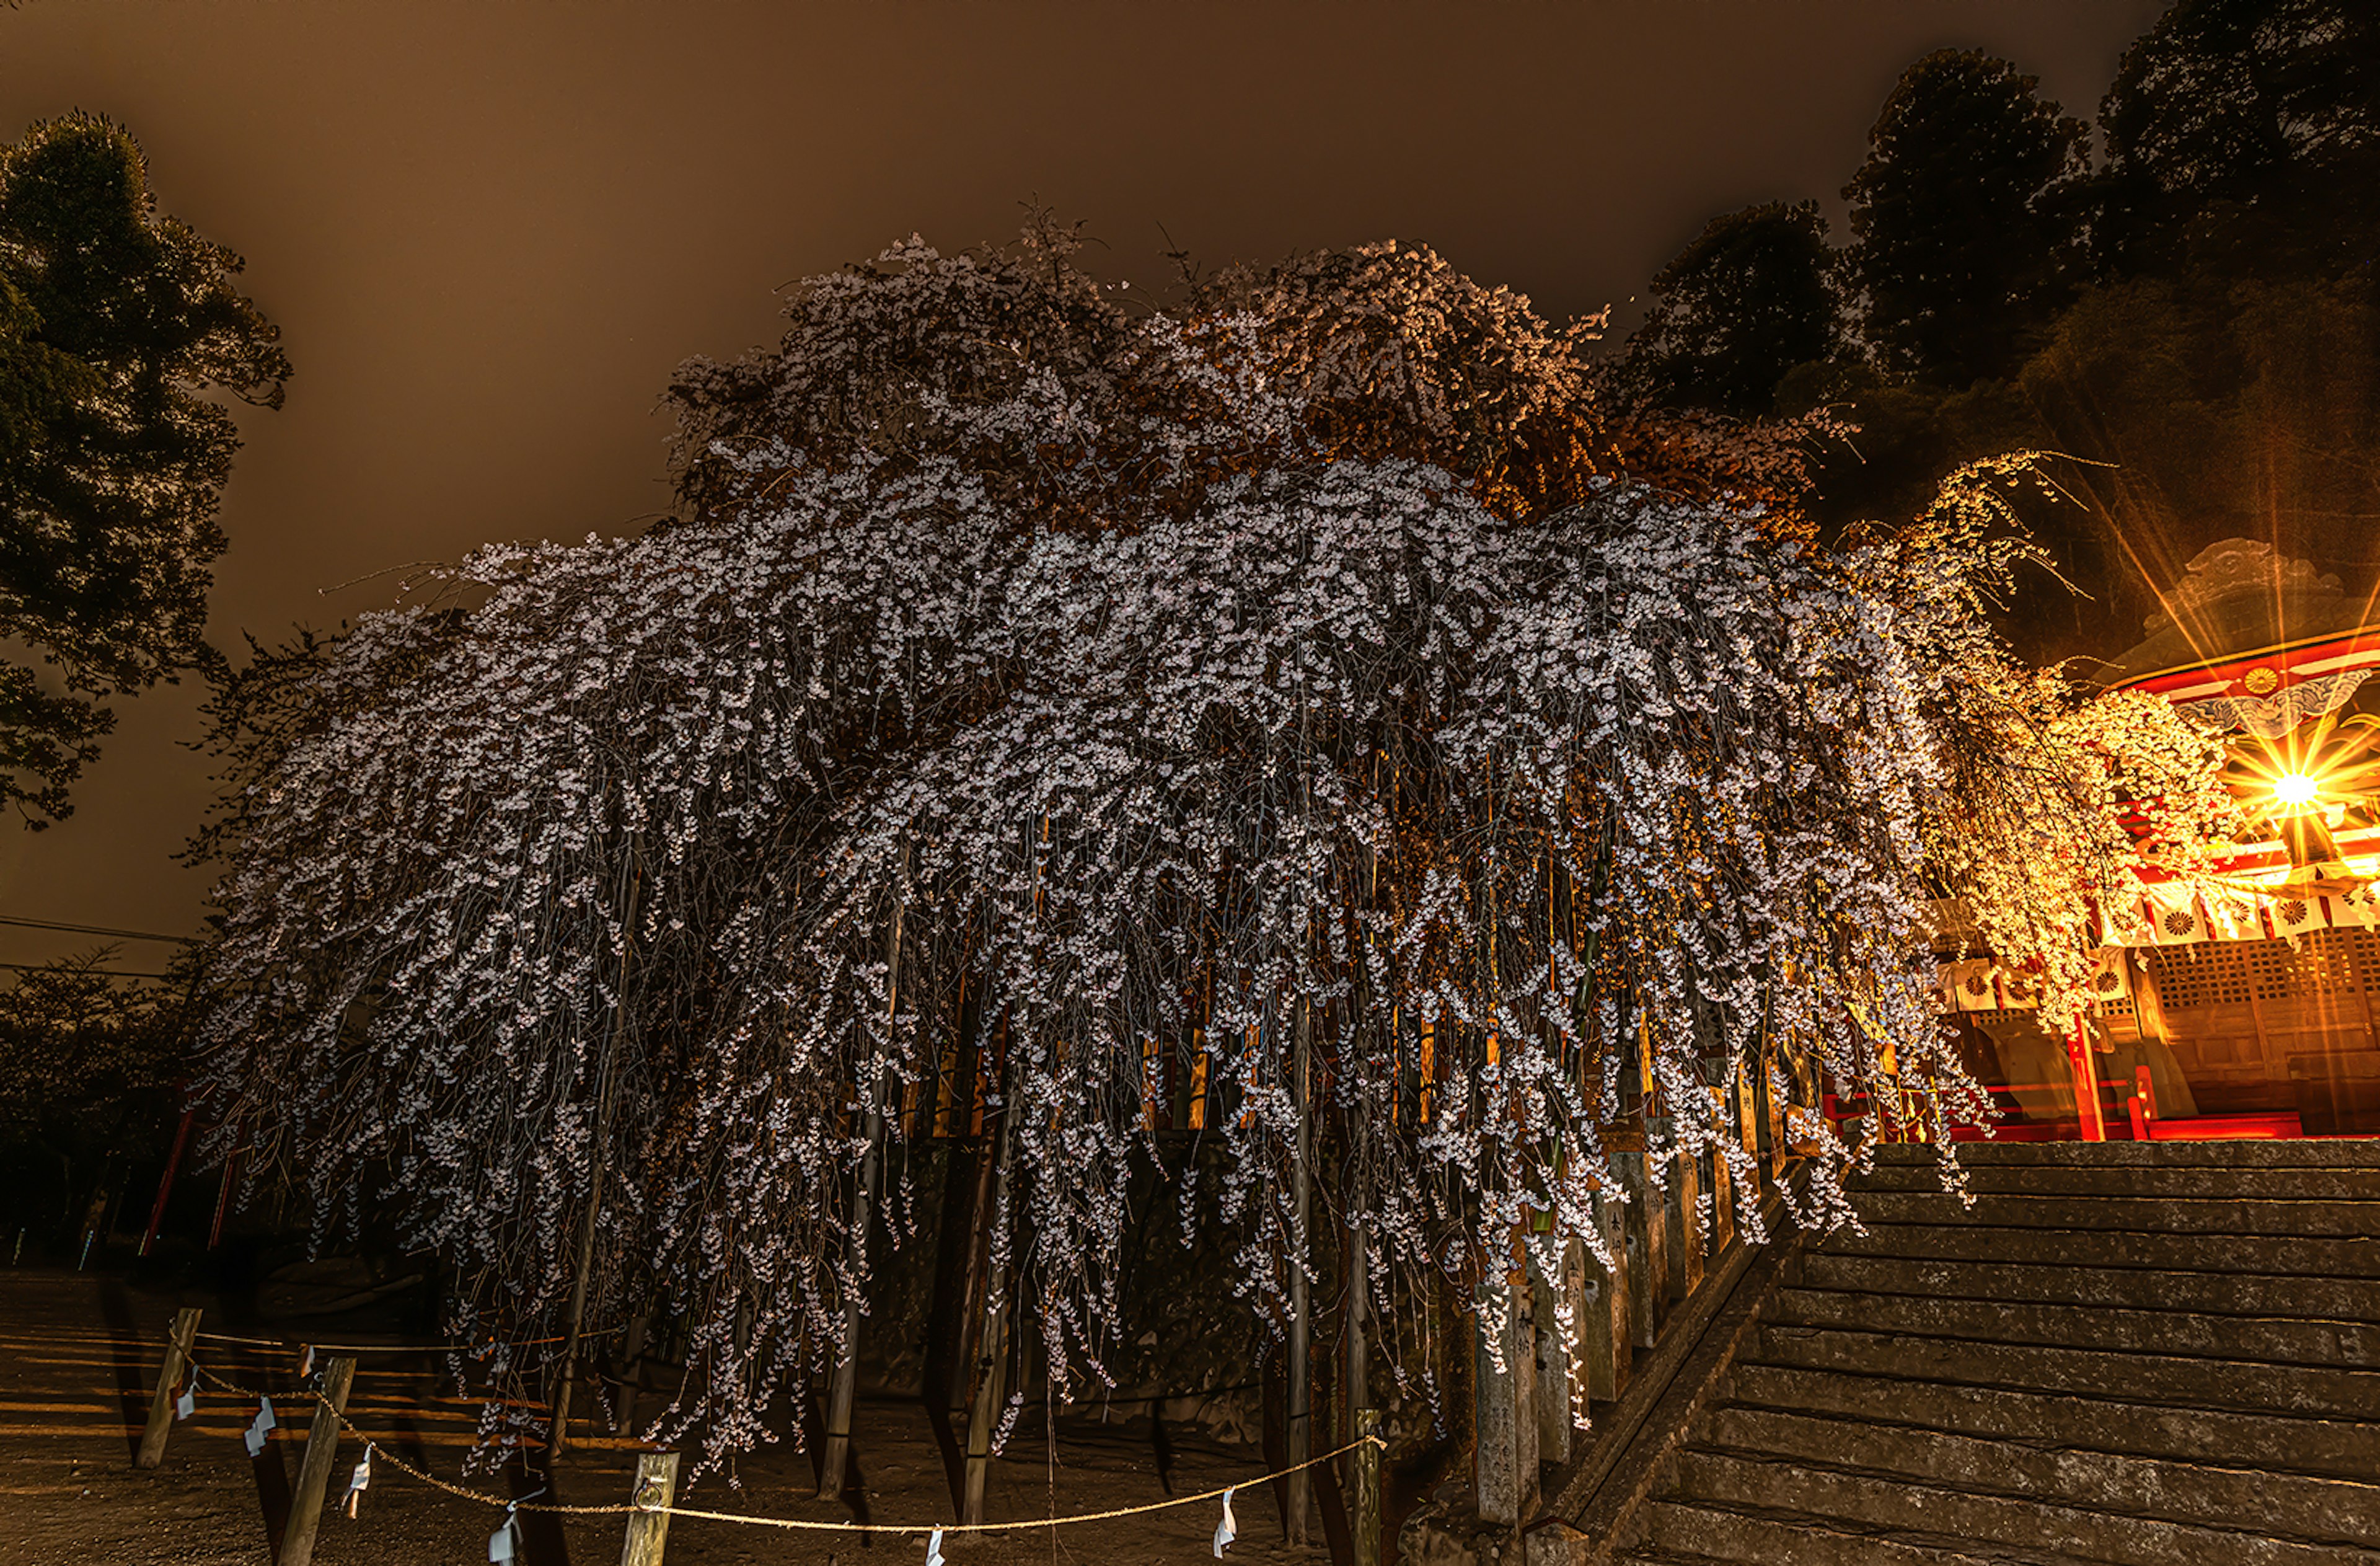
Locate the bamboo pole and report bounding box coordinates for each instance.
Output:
[619,1451,680,1566]
[276,1356,356,1566]
[135,1306,201,1469]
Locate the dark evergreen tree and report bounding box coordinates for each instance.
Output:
[1619,200,1837,416]
[1843,50,2088,386]
[0,113,288,826]
[2096,0,2380,278]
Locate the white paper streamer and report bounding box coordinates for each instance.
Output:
[244,1397,276,1458]
[345,1443,374,1518]
[299,1345,314,1378]
[924,1527,945,1566]
[174,1381,195,1422]
[1213,1488,1236,1557]
[490,1487,542,1562]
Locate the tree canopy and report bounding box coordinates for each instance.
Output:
[0,113,288,825]
[1842,50,2089,388]
[1616,201,1836,418]
[192,225,2231,1467]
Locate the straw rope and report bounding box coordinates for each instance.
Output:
[181,1353,1385,1534]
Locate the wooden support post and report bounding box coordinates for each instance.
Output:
[1472,1276,1538,1528]
[619,1451,680,1566]
[277,1356,355,1566]
[139,1107,197,1257]
[1617,1152,1663,1351]
[960,1062,1020,1529]
[1579,1192,1631,1402]
[818,1096,883,1498]
[1342,1196,1370,1513]
[1705,1136,1734,1257]
[1528,1237,1582,1464]
[1285,1002,1313,1544]
[2068,1015,2107,1141]
[1351,1407,1383,1566]
[136,1306,202,1469]
[1660,1144,1703,1305]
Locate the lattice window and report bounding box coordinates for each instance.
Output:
[2148,944,2259,1009]
[2149,930,2376,1011]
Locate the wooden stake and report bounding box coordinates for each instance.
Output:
[276,1356,355,1566]
[136,1306,201,1469]
[619,1451,680,1566]
[1351,1407,1383,1566]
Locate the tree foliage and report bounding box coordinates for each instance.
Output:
[1843,50,2089,387]
[1618,201,1837,417]
[2097,0,2380,277]
[0,949,189,1243]
[193,227,2232,1467]
[0,113,288,825]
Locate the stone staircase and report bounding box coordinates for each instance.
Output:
[1610,1140,2380,1565]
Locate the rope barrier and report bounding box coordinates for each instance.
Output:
[179,1352,1386,1534]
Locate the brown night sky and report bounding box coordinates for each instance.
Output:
[0,0,2164,966]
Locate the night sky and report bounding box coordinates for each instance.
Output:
[0,1,2164,963]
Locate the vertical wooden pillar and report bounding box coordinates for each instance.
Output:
[961,1058,1020,1529]
[1705,1138,1734,1257]
[1528,1237,1581,1462]
[1342,1198,1369,1513]
[619,1451,679,1566]
[1579,1189,1632,1402]
[1660,1145,1703,1305]
[818,1096,883,1498]
[136,1306,202,1469]
[1617,1152,1664,1351]
[277,1356,356,1566]
[1352,1407,1383,1565]
[1472,1276,1538,1528]
[2068,1016,2107,1141]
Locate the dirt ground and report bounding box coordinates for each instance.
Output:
[0,1268,1340,1566]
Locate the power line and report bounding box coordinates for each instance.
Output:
[0,960,174,980]
[0,914,198,945]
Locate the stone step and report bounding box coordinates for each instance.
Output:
[1696,1405,2380,1549]
[1796,1252,2380,1323]
[1669,1451,2376,1565]
[1629,1499,2035,1565]
[1748,1324,2380,1420]
[1723,1363,2380,1480]
[1771,1285,2380,1367]
[1818,1222,2380,1278]
[1848,1163,2380,1201]
[1863,1142,2380,1169]
[1848,1190,2378,1237]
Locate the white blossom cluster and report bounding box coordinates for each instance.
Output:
[193,228,2230,1468]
